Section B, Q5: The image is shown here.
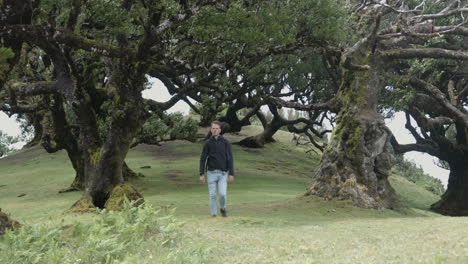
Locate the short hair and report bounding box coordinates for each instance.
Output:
[211,120,222,129]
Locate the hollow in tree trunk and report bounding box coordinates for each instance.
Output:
[68,121,146,212]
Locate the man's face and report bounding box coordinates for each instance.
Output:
[211,124,221,136]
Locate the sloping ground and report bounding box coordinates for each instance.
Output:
[0,130,440,221]
[1,129,468,263]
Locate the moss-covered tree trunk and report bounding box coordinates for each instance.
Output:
[69,62,148,212]
[305,52,399,209]
[59,150,85,192]
[70,106,147,211]
[431,156,468,215]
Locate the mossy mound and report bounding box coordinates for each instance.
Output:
[67,195,97,213]
[104,183,144,211]
[0,208,21,236]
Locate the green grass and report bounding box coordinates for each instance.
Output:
[1,127,468,263]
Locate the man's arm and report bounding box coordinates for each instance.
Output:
[226,140,234,182]
[199,142,208,183]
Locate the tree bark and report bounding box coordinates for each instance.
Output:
[238,119,278,148]
[23,113,44,148]
[58,149,85,192]
[123,161,144,180]
[68,61,148,211]
[431,156,468,216]
[305,54,399,209]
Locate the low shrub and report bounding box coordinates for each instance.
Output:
[0,200,207,264]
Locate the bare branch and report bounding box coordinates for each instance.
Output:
[411,8,468,22]
[271,97,339,113]
[404,111,425,142]
[391,138,442,157]
[409,78,468,128]
[287,125,326,152]
[380,2,422,14]
[380,48,468,60]
[402,20,468,38]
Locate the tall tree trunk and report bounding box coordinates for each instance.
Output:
[306,54,399,209]
[69,62,148,212]
[70,107,147,211]
[58,149,85,192]
[40,97,86,193]
[431,157,468,216]
[122,161,144,180]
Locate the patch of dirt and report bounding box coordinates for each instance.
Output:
[134,142,196,160]
[162,170,185,181]
[163,174,180,180]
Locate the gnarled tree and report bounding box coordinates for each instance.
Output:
[0,0,232,211]
[277,0,468,211]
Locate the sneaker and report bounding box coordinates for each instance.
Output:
[212,215,217,217]
[220,208,227,217]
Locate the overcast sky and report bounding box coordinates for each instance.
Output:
[0,78,449,185]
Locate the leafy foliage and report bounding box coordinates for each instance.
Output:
[0,200,207,264]
[136,112,198,145]
[0,130,19,157]
[392,155,445,196]
[0,47,14,83]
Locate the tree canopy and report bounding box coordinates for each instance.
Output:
[1,0,467,215]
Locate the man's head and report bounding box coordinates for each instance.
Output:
[211,121,222,137]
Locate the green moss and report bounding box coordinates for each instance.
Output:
[348,125,364,161]
[329,66,369,169]
[104,183,144,211]
[67,195,97,213]
[88,147,102,166]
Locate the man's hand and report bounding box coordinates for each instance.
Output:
[199,175,206,184]
[228,175,234,183]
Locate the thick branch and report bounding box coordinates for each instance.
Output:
[9,81,59,96]
[410,78,468,128]
[411,8,468,22]
[287,125,326,152]
[391,137,441,157]
[0,103,44,113]
[271,97,339,113]
[0,25,132,58]
[380,48,468,60]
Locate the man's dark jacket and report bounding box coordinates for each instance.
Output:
[199,135,234,176]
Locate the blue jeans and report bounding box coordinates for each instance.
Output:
[207,170,228,216]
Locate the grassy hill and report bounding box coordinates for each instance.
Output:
[1,126,467,264]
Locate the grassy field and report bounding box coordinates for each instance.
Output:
[1,126,467,263]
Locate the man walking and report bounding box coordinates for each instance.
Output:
[199,121,234,217]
